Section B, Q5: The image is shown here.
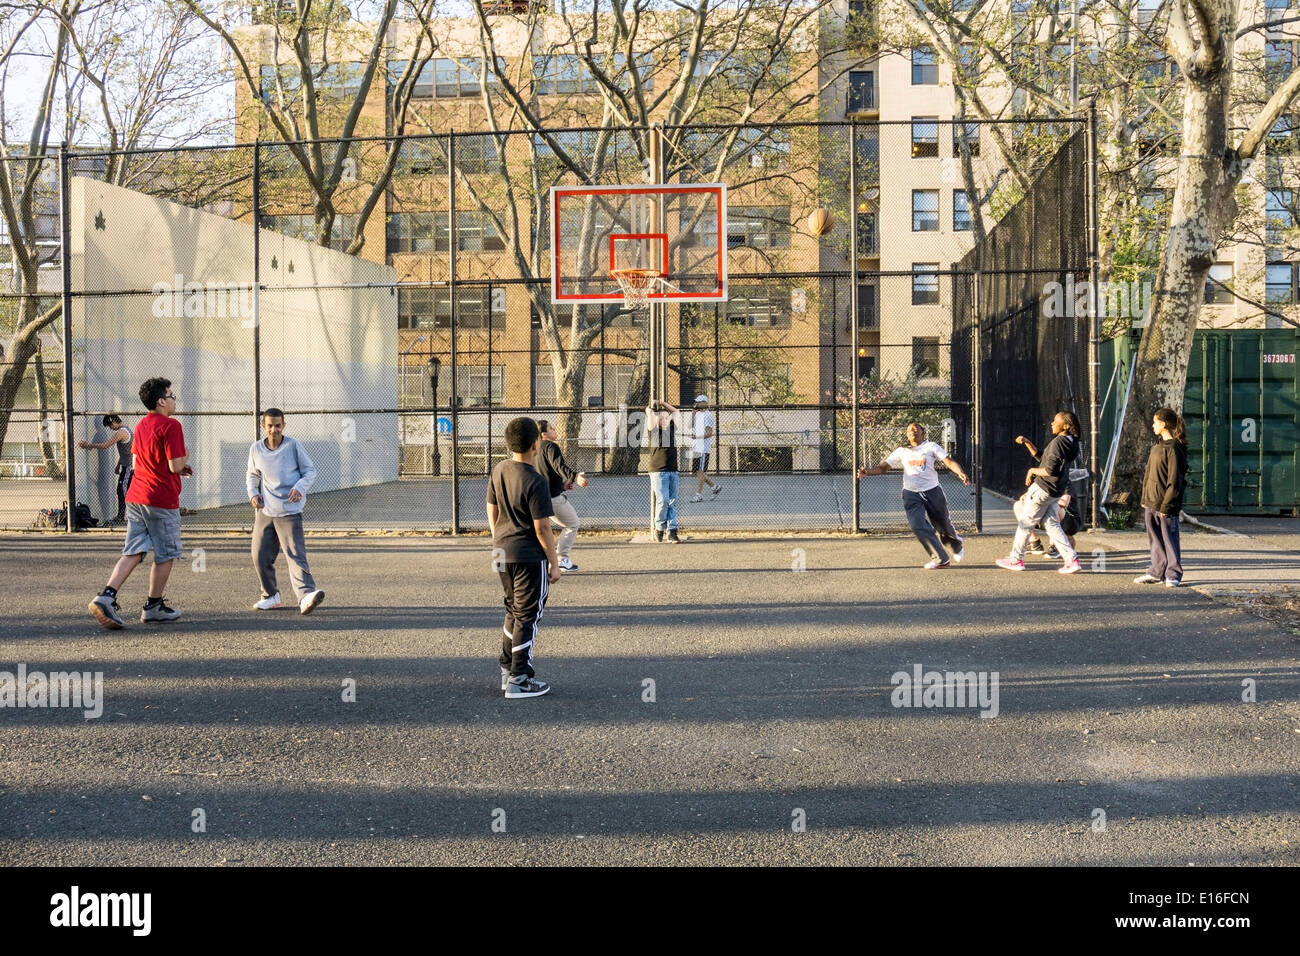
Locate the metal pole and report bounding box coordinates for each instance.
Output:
[1086,107,1102,529]
[849,121,861,533]
[649,124,666,534]
[448,131,460,534]
[972,268,983,533]
[1070,0,1079,112]
[58,144,75,533]
[252,141,261,434]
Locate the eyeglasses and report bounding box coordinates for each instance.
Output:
[164,393,177,400]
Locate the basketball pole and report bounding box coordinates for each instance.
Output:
[648,124,667,535]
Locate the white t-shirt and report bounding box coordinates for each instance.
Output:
[691,409,715,456]
[885,440,948,493]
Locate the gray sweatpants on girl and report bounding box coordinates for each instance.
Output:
[252,511,316,600]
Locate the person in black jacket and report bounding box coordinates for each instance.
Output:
[996,411,1083,574]
[1134,407,1189,588]
[535,420,588,572]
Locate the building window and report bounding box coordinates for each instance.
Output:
[856,127,880,177]
[726,287,790,327]
[457,366,505,407]
[398,287,505,329]
[540,52,654,95]
[912,336,941,377]
[395,139,446,176]
[848,71,875,112]
[912,46,938,85]
[386,212,436,253]
[912,190,939,231]
[1269,115,1300,154]
[857,211,878,255]
[953,191,972,231]
[259,62,365,102]
[912,263,940,305]
[912,117,939,158]
[1267,188,1293,247]
[1266,263,1294,305]
[438,211,506,253]
[436,58,481,97]
[956,43,979,82]
[263,213,359,252]
[857,285,877,328]
[726,206,790,250]
[1204,262,1233,305]
[455,136,501,174]
[953,120,980,157]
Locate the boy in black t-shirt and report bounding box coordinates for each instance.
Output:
[487,417,561,699]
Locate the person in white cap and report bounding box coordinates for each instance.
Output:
[689,394,721,503]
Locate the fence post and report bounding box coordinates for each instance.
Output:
[448,130,460,535]
[972,268,983,533]
[1086,108,1102,530]
[849,120,860,533]
[58,144,75,533]
[252,141,261,436]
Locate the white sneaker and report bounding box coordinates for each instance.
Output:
[558,556,577,572]
[691,493,704,502]
[1133,574,1160,584]
[299,590,325,614]
[923,558,950,570]
[951,538,965,563]
[254,593,282,610]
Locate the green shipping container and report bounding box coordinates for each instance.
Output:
[1100,330,1299,514]
[1184,330,1299,513]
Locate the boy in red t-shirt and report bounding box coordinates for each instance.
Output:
[89,377,193,629]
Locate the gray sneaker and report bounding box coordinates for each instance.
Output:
[89,593,124,630]
[501,667,510,692]
[140,599,181,623]
[505,675,550,699]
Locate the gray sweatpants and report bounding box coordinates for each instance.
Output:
[550,493,580,560]
[252,511,316,600]
[902,487,963,563]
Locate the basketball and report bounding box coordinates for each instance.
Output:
[807,207,835,236]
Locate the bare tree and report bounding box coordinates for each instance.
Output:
[451,0,872,463]
[1111,0,1300,500]
[185,0,440,255]
[0,0,225,466]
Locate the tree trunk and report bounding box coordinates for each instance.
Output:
[32,346,60,477]
[1112,61,1238,506]
[609,354,650,475]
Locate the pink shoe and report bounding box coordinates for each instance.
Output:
[1058,558,1082,574]
[995,557,1025,571]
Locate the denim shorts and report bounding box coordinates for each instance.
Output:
[122,502,183,562]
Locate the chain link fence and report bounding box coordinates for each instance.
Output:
[1,118,1089,533]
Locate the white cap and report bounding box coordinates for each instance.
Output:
[694,394,709,403]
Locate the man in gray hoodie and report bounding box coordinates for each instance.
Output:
[246,408,323,614]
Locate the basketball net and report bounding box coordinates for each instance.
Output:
[611,268,661,311]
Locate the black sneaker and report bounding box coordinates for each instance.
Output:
[89,594,124,630]
[652,529,663,543]
[505,675,550,699]
[140,599,181,623]
[1044,547,1061,560]
[1026,540,1047,555]
[665,529,681,544]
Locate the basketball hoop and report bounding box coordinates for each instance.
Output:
[611,268,661,311]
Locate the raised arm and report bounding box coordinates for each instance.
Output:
[856,460,893,478]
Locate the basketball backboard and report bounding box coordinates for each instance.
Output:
[550,183,727,304]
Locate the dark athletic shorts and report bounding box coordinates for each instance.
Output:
[691,453,710,474]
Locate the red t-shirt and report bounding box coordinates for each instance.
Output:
[125,412,187,509]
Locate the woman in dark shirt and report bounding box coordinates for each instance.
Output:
[1134,407,1189,588]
